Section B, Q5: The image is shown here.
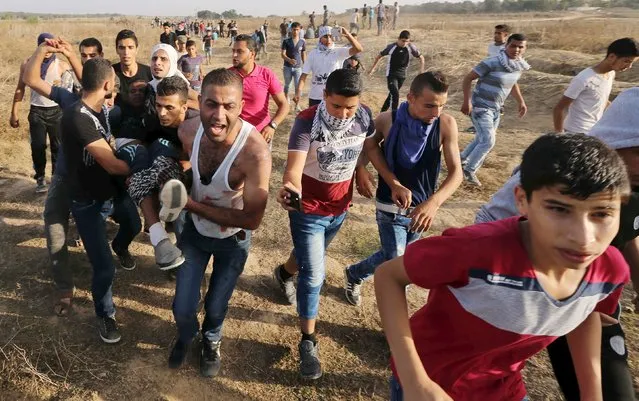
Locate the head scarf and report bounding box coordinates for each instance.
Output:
[37,33,56,80]
[317,26,335,52]
[385,101,436,171]
[148,43,189,91]
[310,100,370,144]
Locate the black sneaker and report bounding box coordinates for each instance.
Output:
[344,268,362,306]
[299,339,322,380]
[114,248,136,271]
[273,265,296,306]
[98,316,121,344]
[35,177,48,193]
[200,339,221,378]
[168,339,190,369]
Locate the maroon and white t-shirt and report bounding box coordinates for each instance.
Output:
[288,105,375,216]
[392,216,629,401]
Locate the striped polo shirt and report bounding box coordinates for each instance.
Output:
[472,56,523,112]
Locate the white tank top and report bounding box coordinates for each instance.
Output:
[190,119,252,238]
[30,58,63,108]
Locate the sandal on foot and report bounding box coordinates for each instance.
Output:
[53,291,74,317]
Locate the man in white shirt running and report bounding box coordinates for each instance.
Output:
[488,24,510,57]
[553,37,639,134]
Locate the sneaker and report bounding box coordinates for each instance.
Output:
[97,316,121,344]
[168,339,190,369]
[344,268,362,306]
[154,238,185,270]
[114,248,136,271]
[200,339,221,378]
[159,179,188,222]
[273,265,296,306]
[299,339,322,380]
[35,177,48,193]
[463,169,482,187]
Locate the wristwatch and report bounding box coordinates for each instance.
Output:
[268,120,278,130]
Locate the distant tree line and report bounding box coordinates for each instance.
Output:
[401,0,638,14]
[196,10,250,20]
[0,12,123,20]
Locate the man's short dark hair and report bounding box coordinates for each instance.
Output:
[234,34,257,54]
[291,22,301,29]
[410,71,449,95]
[186,39,196,48]
[156,76,189,104]
[607,37,639,58]
[201,68,243,93]
[82,58,113,92]
[163,22,171,27]
[520,133,630,201]
[115,29,138,48]
[399,30,410,40]
[507,33,527,44]
[325,69,362,97]
[495,24,511,32]
[79,37,103,54]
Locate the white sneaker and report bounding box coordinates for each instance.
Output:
[159,179,188,222]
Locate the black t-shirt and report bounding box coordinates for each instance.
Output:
[113,62,153,108]
[203,34,213,48]
[280,23,287,36]
[612,190,639,249]
[380,43,421,77]
[62,101,117,202]
[175,29,187,37]
[160,32,177,47]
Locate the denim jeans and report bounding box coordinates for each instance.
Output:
[389,376,530,401]
[173,214,251,343]
[347,210,420,282]
[70,193,141,317]
[44,174,72,292]
[283,65,303,97]
[381,75,406,112]
[289,210,347,319]
[377,17,384,35]
[460,107,501,174]
[28,105,62,180]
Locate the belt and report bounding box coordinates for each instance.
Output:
[375,201,413,216]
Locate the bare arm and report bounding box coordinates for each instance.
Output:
[185,137,272,230]
[368,54,383,75]
[270,91,290,126]
[429,114,462,207]
[85,139,131,176]
[511,83,527,117]
[342,28,363,56]
[23,45,54,98]
[566,312,604,401]
[461,70,480,115]
[10,61,27,128]
[375,258,452,400]
[418,55,425,74]
[277,150,307,211]
[301,49,307,64]
[187,88,200,110]
[57,38,83,81]
[553,95,574,133]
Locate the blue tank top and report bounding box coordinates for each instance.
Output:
[376,114,441,207]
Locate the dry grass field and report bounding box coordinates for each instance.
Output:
[1,10,639,401]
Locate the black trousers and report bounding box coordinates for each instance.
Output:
[381,75,405,113]
[28,105,62,180]
[547,322,635,401]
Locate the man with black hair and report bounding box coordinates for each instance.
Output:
[161,22,178,49]
[375,0,386,35]
[113,29,153,109]
[274,69,375,380]
[62,58,141,344]
[553,37,639,135]
[281,22,307,108]
[488,24,510,57]
[369,30,425,112]
[377,132,630,401]
[460,33,529,187]
[165,68,272,378]
[230,34,289,145]
[178,40,204,92]
[344,72,463,306]
[477,88,639,401]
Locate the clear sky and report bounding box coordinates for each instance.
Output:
[1,0,469,18]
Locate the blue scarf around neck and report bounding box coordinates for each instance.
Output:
[385,101,435,171]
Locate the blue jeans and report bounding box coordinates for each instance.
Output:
[173,214,251,343]
[347,210,419,282]
[389,376,530,401]
[70,193,141,317]
[460,107,501,173]
[289,211,347,319]
[283,65,302,97]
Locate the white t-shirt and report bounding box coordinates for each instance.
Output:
[302,47,351,100]
[351,12,359,24]
[563,68,615,134]
[487,43,505,57]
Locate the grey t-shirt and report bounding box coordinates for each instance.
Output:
[475,170,521,224]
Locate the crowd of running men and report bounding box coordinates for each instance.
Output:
[7,10,639,400]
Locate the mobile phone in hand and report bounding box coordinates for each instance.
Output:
[285,188,302,212]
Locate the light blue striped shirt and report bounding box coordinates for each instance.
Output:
[472,56,522,111]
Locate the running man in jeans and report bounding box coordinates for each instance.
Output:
[167,68,271,378]
[369,30,425,112]
[460,33,529,187]
[62,58,141,343]
[553,37,638,135]
[344,72,462,306]
[10,33,74,193]
[475,88,639,401]
[274,69,375,380]
[281,22,306,111]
